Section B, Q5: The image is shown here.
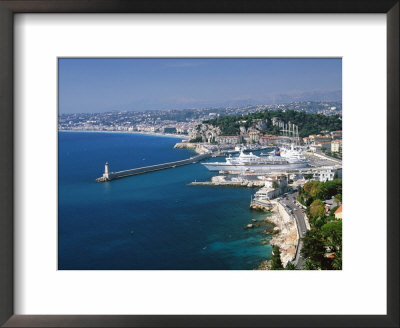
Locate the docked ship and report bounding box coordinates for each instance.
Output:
[274,144,307,162]
[202,147,308,172]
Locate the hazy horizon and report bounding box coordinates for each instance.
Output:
[59,58,342,114]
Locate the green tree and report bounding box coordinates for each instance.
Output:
[309,199,325,218]
[332,179,342,194]
[189,137,202,143]
[332,249,342,270]
[321,220,342,250]
[272,181,279,189]
[163,127,177,134]
[301,229,327,270]
[329,205,340,216]
[334,193,342,203]
[303,180,315,194]
[270,245,283,270]
[324,180,339,198]
[285,262,296,270]
[303,259,320,270]
[303,181,328,200]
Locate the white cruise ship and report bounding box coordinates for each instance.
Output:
[202,147,308,172]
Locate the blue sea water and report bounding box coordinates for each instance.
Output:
[58,132,273,270]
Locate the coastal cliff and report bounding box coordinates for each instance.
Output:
[174,142,197,150]
[174,142,208,155]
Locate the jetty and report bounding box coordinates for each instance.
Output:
[96,153,211,182]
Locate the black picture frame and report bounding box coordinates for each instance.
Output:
[0,1,398,327]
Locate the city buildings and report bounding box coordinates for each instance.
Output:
[331,140,342,153]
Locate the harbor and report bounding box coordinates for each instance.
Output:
[183,141,342,269]
[95,138,341,269]
[93,128,342,270]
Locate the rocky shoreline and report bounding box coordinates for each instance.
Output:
[174,142,209,155]
[256,201,298,269]
[177,141,298,269]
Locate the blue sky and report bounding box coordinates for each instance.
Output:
[58,58,341,113]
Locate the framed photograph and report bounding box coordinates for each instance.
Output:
[0,1,398,327]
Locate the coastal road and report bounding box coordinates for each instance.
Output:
[279,192,307,269]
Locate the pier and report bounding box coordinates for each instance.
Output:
[96,153,211,182]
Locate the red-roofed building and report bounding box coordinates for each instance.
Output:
[334,205,342,220]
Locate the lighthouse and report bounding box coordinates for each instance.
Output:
[103,162,110,180]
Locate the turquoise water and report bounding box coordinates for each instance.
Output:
[58,132,272,270]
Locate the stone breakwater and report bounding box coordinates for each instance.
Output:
[189,176,265,188]
[258,201,298,269]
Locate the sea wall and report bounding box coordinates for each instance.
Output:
[303,213,311,230]
[189,176,265,188]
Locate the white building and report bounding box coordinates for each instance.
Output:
[215,135,240,144]
[310,144,322,152]
[254,175,287,200]
[264,175,288,189]
[313,169,336,182]
[331,140,342,153]
[248,129,261,143]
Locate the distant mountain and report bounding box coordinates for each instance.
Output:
[268,90,342,104]
[136,90,342,111]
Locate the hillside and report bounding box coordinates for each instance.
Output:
[203,109,342,137]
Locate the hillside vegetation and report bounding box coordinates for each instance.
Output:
[297,179,342,270]
[203,109,341,137]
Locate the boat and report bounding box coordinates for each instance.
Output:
[279,144,307,163]
[202,147,308,172]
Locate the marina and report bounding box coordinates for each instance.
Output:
[202,147,308,173]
